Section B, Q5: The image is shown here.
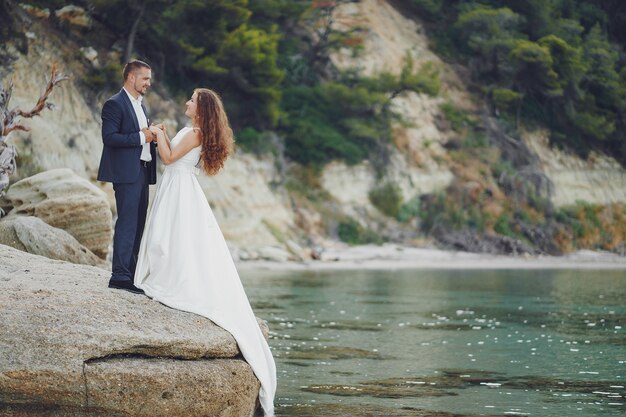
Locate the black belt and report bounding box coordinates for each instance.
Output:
[140,160,151,167]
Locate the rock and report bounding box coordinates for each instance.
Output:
[0,216,104,267]
[54,5,91,28]
[5,169,112,259]
[0,244,267,416]
[294,206,323,237]
[522,129,626,207]
[435,228,536,256]
[80,46,99,67]
[197,152,297,249]
[257,245,292,262]
[19,4,50,19]
[286,239,308,261]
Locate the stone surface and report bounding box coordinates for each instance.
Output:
[197,152,298,251]
[257,245,292,262]
[0,244,267,416]
[320,0,459,212]
[523,130,626,207]
[54,5,91,28]
[5,168,112,259]
[0,215,104,266]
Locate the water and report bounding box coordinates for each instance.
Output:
[240,268,626,416]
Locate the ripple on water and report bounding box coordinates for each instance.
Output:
[283,346,387,360]
[312,320,384,331]
[276,403,498,417]
[300,368,625,406]
[301,383,456,399]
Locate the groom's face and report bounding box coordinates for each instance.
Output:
[130,67,152,96]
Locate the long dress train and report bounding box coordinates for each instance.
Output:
[134,127,276,416]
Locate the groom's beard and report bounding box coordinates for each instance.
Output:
[134,82,149,96]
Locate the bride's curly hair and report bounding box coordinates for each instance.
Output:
[193,88,234,176]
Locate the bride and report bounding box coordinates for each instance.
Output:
[134,88,276,416]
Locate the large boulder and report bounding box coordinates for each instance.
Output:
[0,216,105,267]
[5,168,112,259]
[0,244,266,417]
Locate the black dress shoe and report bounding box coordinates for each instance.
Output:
[108,280,145,294]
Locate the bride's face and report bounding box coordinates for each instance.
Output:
[185,93,198,119]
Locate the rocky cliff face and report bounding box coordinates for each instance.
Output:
[1,0,625,260]
[322,0,461,214]
[324,0,626,212]
[522,130,626,207]
[1,3,300,260]
[2,22,102,180]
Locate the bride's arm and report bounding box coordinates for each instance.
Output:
[154,127,201,165]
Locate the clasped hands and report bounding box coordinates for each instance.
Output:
[142,123,166,144]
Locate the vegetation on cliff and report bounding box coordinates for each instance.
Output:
[408,0,626,163]
[10,0,626,255]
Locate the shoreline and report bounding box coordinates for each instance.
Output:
[236,244,626,271]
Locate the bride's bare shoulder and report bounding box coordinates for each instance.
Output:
[183,127,202,145]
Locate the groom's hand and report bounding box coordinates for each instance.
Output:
[142,127,156,143]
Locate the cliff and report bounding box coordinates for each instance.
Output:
[323,0,626,211]
[1,0,624,260]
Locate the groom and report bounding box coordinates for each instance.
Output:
[97,60,157,294]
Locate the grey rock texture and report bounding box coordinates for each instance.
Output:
[0,216,105,266]
[0,244,266,417]
[4,168,113,259]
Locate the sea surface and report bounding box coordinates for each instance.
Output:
[240,268,626,417]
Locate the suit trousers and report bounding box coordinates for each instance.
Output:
[110,162,150,282]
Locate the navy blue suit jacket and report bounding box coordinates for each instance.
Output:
[97,89,157,184]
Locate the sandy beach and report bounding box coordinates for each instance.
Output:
[237,243,626,271]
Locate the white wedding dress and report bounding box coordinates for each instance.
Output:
[134,127,276,416]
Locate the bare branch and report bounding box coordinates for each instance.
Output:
[15,64,69,118]
[3,125,30,137]
[0,64,67,200]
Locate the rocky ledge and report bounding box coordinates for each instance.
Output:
[0,244,267,417]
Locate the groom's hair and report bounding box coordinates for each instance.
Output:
[123,60,151,81]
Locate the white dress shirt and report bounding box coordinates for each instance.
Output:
[123,88,152,162]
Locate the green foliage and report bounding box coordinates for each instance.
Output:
[493,213,516,238]
[463,131,488,148]
[447,1,626,163]
[491,88,522,110]
[281,83,369,167]
[510,39,559,98]
[337,218,382,245]
[397,196,422,223]
[369,182,403,218]
[89,0,284,130]
[440,102,473,131]
[235,127,279,155]
[284,165,331,203]
[551,202,626,251]
[455,5,525,78]
[82,62,123,91]
[408,0,443,18]
[398,59,441,97]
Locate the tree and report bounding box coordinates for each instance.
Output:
[0,65,68,202]
[455,6,525,81]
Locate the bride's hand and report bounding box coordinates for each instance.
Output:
[149,125,164,141]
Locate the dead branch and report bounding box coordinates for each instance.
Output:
[1,64,69,138]
[0,64,68,202]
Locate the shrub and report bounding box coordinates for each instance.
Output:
[397,196,422,223]
[337,218,382,245]
[369,182,403,218]
[236,127,278,155]
[440,102,474,131]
